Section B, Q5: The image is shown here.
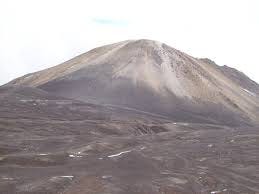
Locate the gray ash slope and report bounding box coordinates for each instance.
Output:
[1,82,259,194]
[9,39,259,126]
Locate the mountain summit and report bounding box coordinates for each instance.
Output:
[9,39,259,125]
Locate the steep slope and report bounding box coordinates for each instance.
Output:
[220,65,259,96]
[9,39,259,126]
[200,58,259,96]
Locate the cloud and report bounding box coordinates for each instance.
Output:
[92,18,129,27]
[0,0,259,85]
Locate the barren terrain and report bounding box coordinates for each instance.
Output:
[0,86,259,194]
[2,40,259,193]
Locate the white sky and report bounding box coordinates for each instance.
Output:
[0,0,258,85]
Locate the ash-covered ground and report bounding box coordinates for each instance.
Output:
[0,86,259,194]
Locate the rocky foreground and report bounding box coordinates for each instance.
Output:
[0,86,259,194]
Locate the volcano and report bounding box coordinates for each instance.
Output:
[2,40,259,194]
[9,39,259,126]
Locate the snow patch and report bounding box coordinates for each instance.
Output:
[211,191,221,194]
[210,189,227,194]
[102,175,112,179]
[140,146,146,150]
[108,150,132,158]
[2,177,14,180]
[168,177,188,184]
[20,99,34,103]
[69,154,82,158]
[38,153,48,156]
[199,157,207,162]
[60,176,74,180]
[242,88,256,96]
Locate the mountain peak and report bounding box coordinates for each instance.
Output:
[8,40,259,126]
[126,38,163,44]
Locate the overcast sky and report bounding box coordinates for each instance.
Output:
[1,0,258,85]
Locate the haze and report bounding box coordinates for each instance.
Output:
[0,0,258,85]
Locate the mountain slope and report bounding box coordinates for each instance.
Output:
[200,58,259,96]
[9,39,259,126]
[2,41,259,194]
